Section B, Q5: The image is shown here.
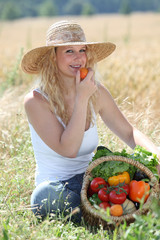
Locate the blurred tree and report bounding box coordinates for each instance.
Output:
[82,3,95,15]
[64,0,84,15]
[91,0,120,14]
[130,0,160,12]
[0,0,160,20]
[54,0,67,15]
[38,0,58,16]
[119,0,132,14]
[1,1,22,20]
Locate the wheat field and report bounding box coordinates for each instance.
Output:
[0,13,160,239]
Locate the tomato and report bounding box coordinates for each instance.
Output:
[109,190,127,204]
[87,186,95,197]
[99,202,111,210]
[115,183,130,195]
[80,68,88,80]
[98,187,110,202]
[121,184,130,195]
[90,177,107,193]
[129,180,150,203]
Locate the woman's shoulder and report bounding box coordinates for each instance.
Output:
[96,83,113,110]
[97,83,115,104]
[98,82,110,94]
[24,89,49,113]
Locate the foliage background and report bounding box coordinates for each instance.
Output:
[0,0,160,20]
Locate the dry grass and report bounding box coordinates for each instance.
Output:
[0,12,160,178]
[1,11,160,178]
[0,13,160,239]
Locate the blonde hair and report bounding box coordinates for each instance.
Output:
[38,46,98,126]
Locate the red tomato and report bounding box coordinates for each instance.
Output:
[87,186,95,197]
[129,180,150,203]
[109,190,127,204]
[105,182,110,188]
[98,187,110,202]
[121,184,130,195]
[99,202,111,210]
[90,177,107,193]
[80,68,88,80]
[115,183,130,195]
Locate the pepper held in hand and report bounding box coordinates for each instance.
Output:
[108,171,130,186]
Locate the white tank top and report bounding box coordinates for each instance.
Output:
[29,89,99,186]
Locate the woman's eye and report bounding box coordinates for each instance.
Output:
[65,48,86,54]
[66,49,73,53]
[80,49,86,52]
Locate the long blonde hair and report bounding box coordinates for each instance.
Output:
[38,46,98,126]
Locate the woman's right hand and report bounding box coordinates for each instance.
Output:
[76,68,97,101]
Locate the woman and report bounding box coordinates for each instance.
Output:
[21,20,160,223]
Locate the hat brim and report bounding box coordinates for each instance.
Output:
[21,42,116,74]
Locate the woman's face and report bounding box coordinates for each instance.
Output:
[55,45,87,79]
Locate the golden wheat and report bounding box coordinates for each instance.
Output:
[0,13,160,149]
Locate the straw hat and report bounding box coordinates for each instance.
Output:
[21,20,116,74]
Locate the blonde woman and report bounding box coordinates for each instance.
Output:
[21,20,160,223]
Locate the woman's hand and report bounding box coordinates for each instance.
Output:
[97,84,160,166]
[76,68,97,101]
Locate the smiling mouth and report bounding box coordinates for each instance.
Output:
[70,64,81,69]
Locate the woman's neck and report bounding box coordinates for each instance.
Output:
[61,77,76,96]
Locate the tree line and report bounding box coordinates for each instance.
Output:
[0,0,160,20]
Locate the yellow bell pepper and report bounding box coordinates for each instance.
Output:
[108,171,130,186]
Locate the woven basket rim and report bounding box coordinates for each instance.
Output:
[81,155,159,224]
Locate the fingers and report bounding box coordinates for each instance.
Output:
[76,70,81,85]
[85,69,97,94]
[75,68,97,102]
[77,67,97,92]
[87,69,97,87]
[85,68,94,81]
[76,67,94,82]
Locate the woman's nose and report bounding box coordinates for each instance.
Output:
[74,52,81,59]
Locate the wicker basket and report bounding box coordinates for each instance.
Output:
[81,155,159,228]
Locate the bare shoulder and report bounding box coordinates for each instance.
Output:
[96,83,113,112]
[98,83,112,96]
[24,91,34,107]
[23,90,51,126]
[24,90,49,112]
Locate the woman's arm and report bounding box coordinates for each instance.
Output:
[24,70,97,158]
[97,83,160,161]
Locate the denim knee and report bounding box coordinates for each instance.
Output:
[31,180,82,222]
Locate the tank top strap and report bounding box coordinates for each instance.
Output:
[33,88,49,101]
[33,88,96,128]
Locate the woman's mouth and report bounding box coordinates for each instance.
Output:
[70,64,81,69]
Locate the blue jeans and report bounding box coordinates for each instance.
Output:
[31,173,84,223]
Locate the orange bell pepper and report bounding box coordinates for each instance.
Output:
[129,180,150,203]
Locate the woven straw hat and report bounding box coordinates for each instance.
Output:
[21,20,116,74]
